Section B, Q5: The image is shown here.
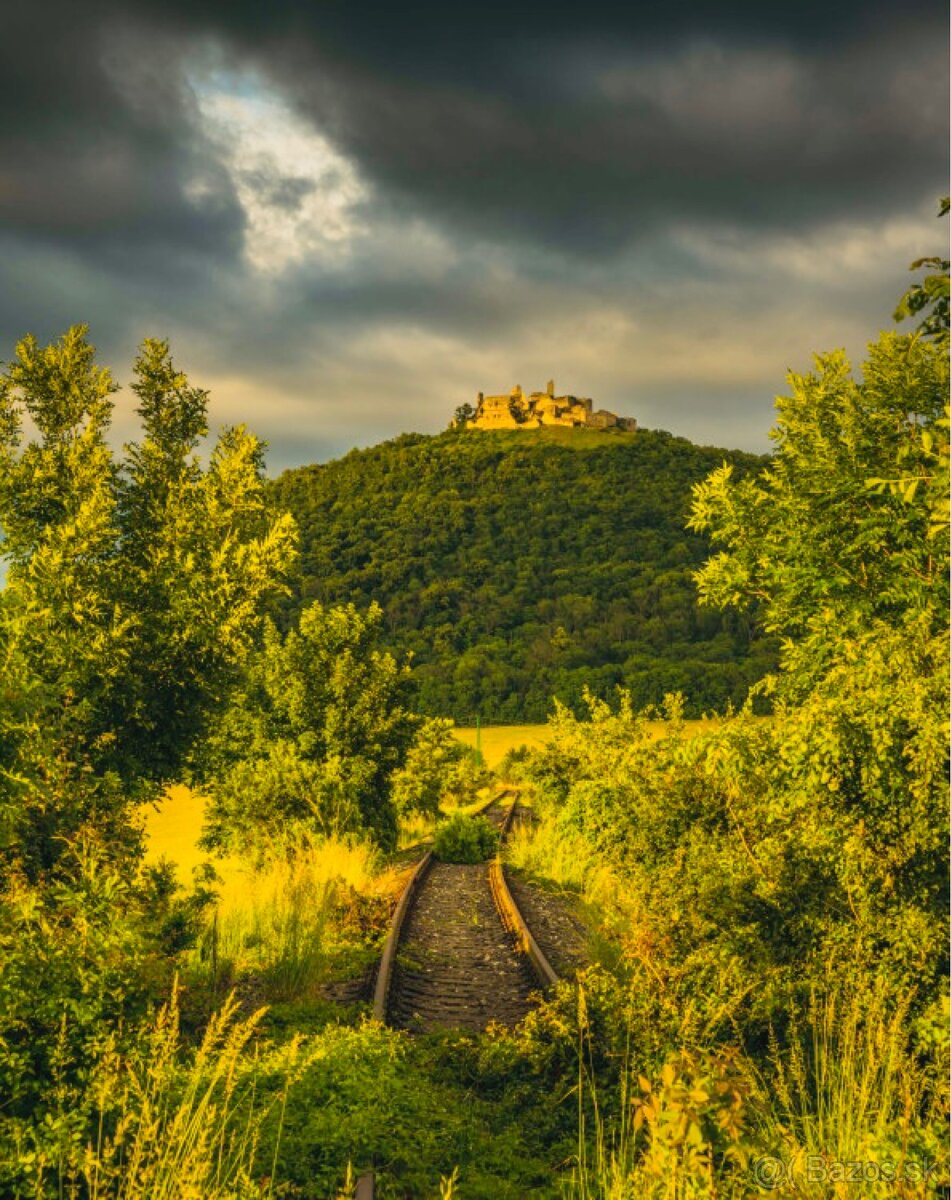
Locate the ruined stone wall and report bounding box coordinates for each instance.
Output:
[467,384,635,432]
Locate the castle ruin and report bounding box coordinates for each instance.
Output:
[467,381,636,432]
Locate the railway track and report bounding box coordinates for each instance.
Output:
[354,790,561,1198]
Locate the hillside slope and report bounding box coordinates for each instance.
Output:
[270,426,777,721]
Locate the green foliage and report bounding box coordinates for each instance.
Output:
[432,813,499,864]
[5,984,300,1199]
[391,718,489,818]
[893,198,949,344]
[3,263,948,1200]
[0,327,297,870]
[261,1023,565,1198]
[673,331,949,998]
[270,426,776,723]
[688,334,948,673]
[202,602,419,851]
[568,1047,753,1200]
[560,973,947,1199]
[0,838,209,1187]
[498,744,534,781]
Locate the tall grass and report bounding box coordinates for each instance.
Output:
[196,830,392,1002]
[505,817,612,896]
[24,989,304,1200]
[397,810,436,850]
[564,987,752,1200]
[563,977,946,1200]
[754,981,947,1197]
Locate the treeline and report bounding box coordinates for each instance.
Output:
[270,426,778,721]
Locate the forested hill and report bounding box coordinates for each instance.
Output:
[270,426,777,722]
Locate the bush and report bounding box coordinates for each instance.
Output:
[433,814,499,864]
[499,744,533,781]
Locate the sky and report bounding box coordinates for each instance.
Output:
[0,0,947,470]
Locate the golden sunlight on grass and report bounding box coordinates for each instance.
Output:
[504,818,618,910]
[207,831,395,998]
[217,829,388,903]
[453,718,723,769]
[143,785,402,893]
[144,789,404,1000]
[142,785,211,883]
[452,724,552,768]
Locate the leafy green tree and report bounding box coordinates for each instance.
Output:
[390,717,489,817]
[203,602,419,851]
[684,327,949,995]
[688,333,948,688]
[893,197,949,344]
[0,327,297,869]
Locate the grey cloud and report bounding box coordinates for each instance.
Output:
[0,8,244,261]
[3,1,945,261]
[0,0,946,471]
[238,171,317,212]
[275,24,946,258]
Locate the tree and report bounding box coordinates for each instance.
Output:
[390,717,489,818]
[0,327,297,870]
[683,325,949,991]
[893,197,949,345]
[688,333,948,679]
[202,602,419,851]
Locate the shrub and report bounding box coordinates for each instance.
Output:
[433,814,499,864]
[499,744,533,781]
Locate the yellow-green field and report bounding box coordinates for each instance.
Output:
[452,724,553,768]
[452,718,720,769]
[141,785,211,883]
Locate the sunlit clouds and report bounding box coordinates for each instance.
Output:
[191,72,367,274]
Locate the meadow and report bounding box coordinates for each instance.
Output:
[453,718,719,769]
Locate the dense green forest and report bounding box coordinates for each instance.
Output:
[270,426,777,721]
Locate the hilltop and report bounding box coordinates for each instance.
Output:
[270,425,777,722]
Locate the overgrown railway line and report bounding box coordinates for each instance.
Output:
[355,791,565,1198]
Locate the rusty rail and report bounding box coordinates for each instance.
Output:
[372,850,433,1021]
[489,799,559,989]
[469,785,513,818]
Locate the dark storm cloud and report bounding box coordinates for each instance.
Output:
[159,0,949,254]
[0,2,243,258]
[299,11,946,253]
[2,0,945,257]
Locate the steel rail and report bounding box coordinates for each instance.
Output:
[371,850,433,1021]
[488,799,560,989]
